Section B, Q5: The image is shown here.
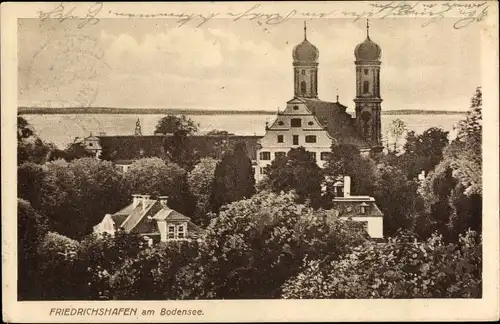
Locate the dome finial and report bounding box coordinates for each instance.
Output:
[304,21,307,40]
[366,19,370,39]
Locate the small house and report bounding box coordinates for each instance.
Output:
[93,195,202,245]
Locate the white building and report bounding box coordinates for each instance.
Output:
[255,21,383,182]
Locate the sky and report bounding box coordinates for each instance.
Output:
[18,17,481,112]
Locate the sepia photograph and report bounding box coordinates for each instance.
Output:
[2,1,499,322]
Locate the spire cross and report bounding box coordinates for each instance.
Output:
[304,21,307,40]
[366,19,370,39]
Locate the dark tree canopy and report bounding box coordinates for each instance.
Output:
[258,147,323,206]
[154,115,199,135]
[323,144,376,196]
[210,142,255,213]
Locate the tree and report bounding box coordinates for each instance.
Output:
[206,129,233,135]
[18,199,49,300]
[210,143,255,213]
[154,115,199,135]
[323,144,376,197]
[18,162,47,209]
[258,147,323,206]
[398,128,449,179]
[372,164,423,237]
[184,192,368,299]
[124,158,194,215]
[187,158,218,226]
[37,232,81,300]
[384,118,407,153]
[282,229,481,299]
[63,142,95,161]
[39,158,128,239]
[17,116,55,165]
[418,87,483,242]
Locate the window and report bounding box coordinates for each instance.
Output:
[277,135,284,143]
[167,225,175,239]
[260,167,266,174]
[320,152,331,160]
[308,152,317,160]
[260,151,271,160]
[291,118,302,127]
[278,121,284,126]
[300,81,307,95]
[292,135,299,145]
[177,225,185,239]
[363,81,370,94]
[305,135,317,143]
[293,105,299,110]
[308,121,314,126]
[364,69,369,75]
[301,70,306,75]
[275,152,286,159]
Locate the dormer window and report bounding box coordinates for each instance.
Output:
[278,121,284,126]
[360,202,369,214]
[293,105,299,110]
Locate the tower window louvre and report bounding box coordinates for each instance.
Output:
[363,81,369,94]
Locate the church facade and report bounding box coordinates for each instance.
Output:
[256,22,383,182]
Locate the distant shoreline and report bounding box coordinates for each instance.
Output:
[18,107,466,116]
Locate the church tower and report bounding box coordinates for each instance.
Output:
[292,22,319,98]
[354,20,383,149]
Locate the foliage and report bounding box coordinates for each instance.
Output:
[187,158,218,226]
[18,162,48,209]
[184,192,368,299]
[282,229,482,299]
[124,157,194,215]
[399,128,449,179]
[323,144,376,197]
[77,231,146,300]
[39,158,128,239]
[384,118,407,153]
[37,232,82,300]
[210,143,256,213]
[63,142,95,161]
[206,129,233,135]
[155,115,199,135]
[108,240,201,300]
[258,147,323,206]
[18,199,49,300]
[17,116,56,165]
[372,164,424,237]
[418,87,483,242]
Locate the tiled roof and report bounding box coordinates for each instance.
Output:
[300,98,373,150]
[97,134,262,161]
[332,196,384,218]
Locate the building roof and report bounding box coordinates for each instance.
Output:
[99,198,202,238]
[332,196,384,218]
[96,134,262,162]
[299,98,373,150]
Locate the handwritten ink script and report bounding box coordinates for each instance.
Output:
[37,2,103,29]
[108,1,489,29]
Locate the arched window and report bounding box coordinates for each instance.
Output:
[301,70,306,75]
[301,81,307,96]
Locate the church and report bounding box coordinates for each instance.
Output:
[255,21,383,181]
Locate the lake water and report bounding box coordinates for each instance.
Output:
[22,113,464,149]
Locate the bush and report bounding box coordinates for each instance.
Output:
[282,229,481,299]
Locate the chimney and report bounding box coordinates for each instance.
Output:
[343,176,351,197]
[132,194,141,208]
[159,196,169,207]
[141,195,151,211]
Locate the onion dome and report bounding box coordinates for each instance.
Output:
[293,22,319,63]
[354,20,381,61]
